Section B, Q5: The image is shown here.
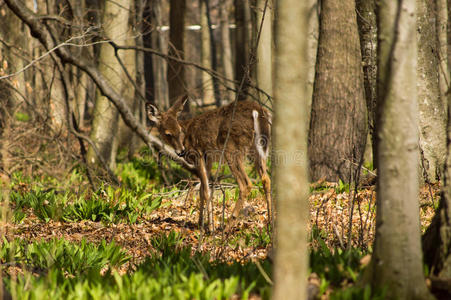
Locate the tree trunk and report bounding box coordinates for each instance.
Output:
[368,0,433,298]
[272,1,309,299]
[86,0,131,170]
[167,0,186,104]
[306,0,319,126]
[254,0,272,107]
[71,0,89,128]
[112,0,138,162]
[131,0,146,156]
[308,0,367,183]
[218,0,235,104]
[0,4,27,108]
[422,0,451,282]
[149,0,169,109]
[234,0,252,100]
[200,0,215,105]
[203,0,221,107]
[417,0,447,183]
[356,0,377,167]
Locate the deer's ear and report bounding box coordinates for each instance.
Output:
[170,95,189,116]
[146,103,160,125]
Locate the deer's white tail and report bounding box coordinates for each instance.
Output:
[253,110,270,160]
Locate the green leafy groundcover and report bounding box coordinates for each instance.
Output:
[1,232,389,299]
[1,233,271,300]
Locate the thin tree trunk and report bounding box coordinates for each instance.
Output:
[218,0,235,104]
[356,0,377,167]
[204,0,221,106]
[167,0,186,104]
[272,1,310,299]
[131,0,146,156]
[234,0,252,100]
[255,0,272,107]
[368,0,434,298]
[200,0,215,105]
[86,0,131,170]
[113,0,138,163]
[150,0,169,109]
[306,0,319,125]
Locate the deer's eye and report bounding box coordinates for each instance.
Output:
[165,133,172,138]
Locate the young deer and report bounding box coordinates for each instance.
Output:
[147,96,272,229]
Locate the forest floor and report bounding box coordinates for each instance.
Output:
[3,178,439,274]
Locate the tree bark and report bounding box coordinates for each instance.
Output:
[306,0,319,126]
[422,0,451,281]
[167,0,186,104]
[368,0,434,298]
[254,0,272,107]
[113,0,139,162]
[0,4,27,108]
[272,1,309,299]
[86,0,131,170]
[234,0,252,100]
[203,0,221,106]
[218,0,235,104]
[200,0,215,105]
[149,0,169,109]
[356,0,377,167]
[308,0,367,183]
[417,0,447,183]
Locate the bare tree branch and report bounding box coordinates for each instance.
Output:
[2,0,196,173]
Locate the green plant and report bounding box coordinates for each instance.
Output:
[0,238,130,276]
[3,233,272,300]
[10,187,69,222]
[63,185,162,224]
[336,179,350,194]
[310,237,366,287]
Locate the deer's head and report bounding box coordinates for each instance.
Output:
[146,96,188,157]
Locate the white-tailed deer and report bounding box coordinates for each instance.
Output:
[147,96,271,229]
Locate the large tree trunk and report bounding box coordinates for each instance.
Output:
[417,0,447,183]
[86,0,131,170]
[368,0,433,298]
[272,0,309,299]
[308,0,367,183]
[167,0,186,104]
[422,0,451,283]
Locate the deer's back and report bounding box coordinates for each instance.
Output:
[182,101,270,157]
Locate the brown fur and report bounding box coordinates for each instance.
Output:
[147,96,272,229]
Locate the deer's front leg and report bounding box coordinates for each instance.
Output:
[198,157,213,231]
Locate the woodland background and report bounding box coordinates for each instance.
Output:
[0,0,450,299]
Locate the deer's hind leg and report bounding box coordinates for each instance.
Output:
[254,150,272,225]
[225,153,253,221]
